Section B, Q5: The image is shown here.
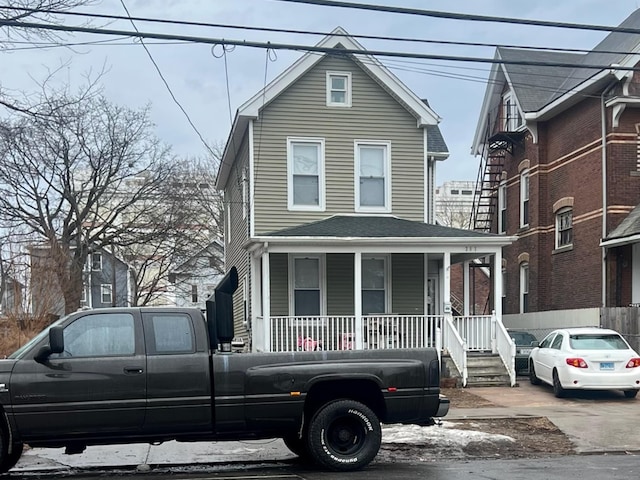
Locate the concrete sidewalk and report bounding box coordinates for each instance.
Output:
[13,381,640,473]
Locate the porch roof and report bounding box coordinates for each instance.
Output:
[262,215,508,241]
[601,203,640,248]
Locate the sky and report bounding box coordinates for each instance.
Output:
[2,0,640,185]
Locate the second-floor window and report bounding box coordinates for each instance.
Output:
[355,141,391,212]
[556,208,573,248]
[287,138,325,211]
[520,170,529,228]
[91,252,102,271]
[520,262,529,313]
[498,180,507,234]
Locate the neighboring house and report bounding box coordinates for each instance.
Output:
[81,249,130,309]
[217,25,514,378]
[30,245,130,318]
[435,180,476,229]
[169,240,224,310]
[471,10,640,318]
[0,276,24,316]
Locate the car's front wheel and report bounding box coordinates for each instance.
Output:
[623,389,638,399]
[552,370,566,398]
[529,360,541,385]
[307,399,381,471]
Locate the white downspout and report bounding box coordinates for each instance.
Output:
[601,80,617,307]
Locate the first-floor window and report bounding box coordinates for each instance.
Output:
[362,256,387,314]
[519,263,529,313]
[498,180,507,234]
[101,284,113,305]
[293,257,321,316]
[556,208,573,248]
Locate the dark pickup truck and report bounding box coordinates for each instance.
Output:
[0,291,448,472]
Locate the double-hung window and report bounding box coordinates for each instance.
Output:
[503,91,522,130]
[362,256,388,315]
[520,170,529,228]
[556,208,573,248]
[520,262,529,313]
[498,180,507,234]
[326,72,351,107]
[355,141,391,212]
[101,284,113,305]
[287,138,325,211]
[292,256,322,316]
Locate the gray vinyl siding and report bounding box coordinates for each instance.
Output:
[223,131,250,337]
[327,254,354,315]
[391,254,424,315]
[269,253,289,316]
[253,55,425,235]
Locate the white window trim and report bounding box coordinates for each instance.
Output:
[326,71,352,107]
[361,254,391,314]
[503,91,523,130]
[519,263,529,314]
[242,171,247,220]
[225,199,231,244]
[354,140,392,213]
[288,254,326,316]
[520,170,529,228]
[498,180,507,234]
[555,207,573,249]
[101,283,112,305]
[287,137,326,212]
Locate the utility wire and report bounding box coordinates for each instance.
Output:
[1,18,639,71]
[0,4,635,56]
[275,0,640,34]
[117,0,216,159]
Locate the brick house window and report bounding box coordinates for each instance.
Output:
[498,180,507,234]
[520,263,529,313]
[520,170,529,228]
[556,208,573,248]
[501,267,507,313]
[503,91,522,130]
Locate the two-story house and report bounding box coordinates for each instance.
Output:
[471,10,640,336]
[217,28,515,381]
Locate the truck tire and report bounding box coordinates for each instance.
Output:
[0,442,23,473]
[307,399,381,471]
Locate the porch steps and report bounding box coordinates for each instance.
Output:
[442,353,511,387]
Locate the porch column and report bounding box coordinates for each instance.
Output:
[493,248,503,318]
[262,250,271,352]
[463,260,470,316]
[354,252,363,350]
[443,251,451,314]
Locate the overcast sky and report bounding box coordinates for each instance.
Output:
[2,0,639,184]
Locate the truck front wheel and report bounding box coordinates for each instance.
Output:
[0,436,23,474]
[307,399,381,471]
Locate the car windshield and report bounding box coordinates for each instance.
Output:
[569,334,629,350]
[510,332,537,345]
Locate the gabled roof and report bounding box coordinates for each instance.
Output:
[262,215,510,244]
[217,27,445,188]
[472,9,640,155]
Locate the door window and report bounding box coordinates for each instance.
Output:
[61,313,135,357]
[147,314,195,354]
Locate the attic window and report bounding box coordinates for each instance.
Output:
[503,91,523,131]
[326,72,351,107]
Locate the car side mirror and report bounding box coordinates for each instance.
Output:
[34,326,65,363]
[531,341,539,348]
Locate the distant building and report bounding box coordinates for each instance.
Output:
[435,180,476,229]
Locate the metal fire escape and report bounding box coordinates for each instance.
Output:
[471,112,525,233]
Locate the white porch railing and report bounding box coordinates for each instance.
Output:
[451,315,493,351]
[266,315,443,352]
[494,315,517,386]
[442,315,468,387]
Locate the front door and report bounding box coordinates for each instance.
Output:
[9,311,146,439]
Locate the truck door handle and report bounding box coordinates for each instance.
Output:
[124,367,144,375]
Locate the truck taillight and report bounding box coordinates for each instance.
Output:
[566,358,588,368]
[626,358,640,368]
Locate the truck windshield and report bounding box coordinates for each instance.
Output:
[7,316,67,360]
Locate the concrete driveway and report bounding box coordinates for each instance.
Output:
[448,380,640,454]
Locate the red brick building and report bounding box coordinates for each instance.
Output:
[472,10,640,314]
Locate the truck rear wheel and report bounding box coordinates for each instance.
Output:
[307,399,381,471]
[0,427,23,474]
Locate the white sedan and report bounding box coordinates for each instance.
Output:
[528,327,640,398]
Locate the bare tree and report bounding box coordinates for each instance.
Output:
[0,82,179,314]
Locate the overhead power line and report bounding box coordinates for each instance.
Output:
[0,4,635,56]
[1,18,639,71]
[275,0,640,34]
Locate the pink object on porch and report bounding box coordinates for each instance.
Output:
[339,333,354,350]
[297,336,321,351]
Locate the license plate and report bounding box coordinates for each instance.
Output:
[600,362,614,370]
[520,348,532,355]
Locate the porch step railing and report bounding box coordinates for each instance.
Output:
[267,315,443,352]
[442,316,468,387]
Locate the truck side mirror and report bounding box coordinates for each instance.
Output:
[34,326,65,363]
